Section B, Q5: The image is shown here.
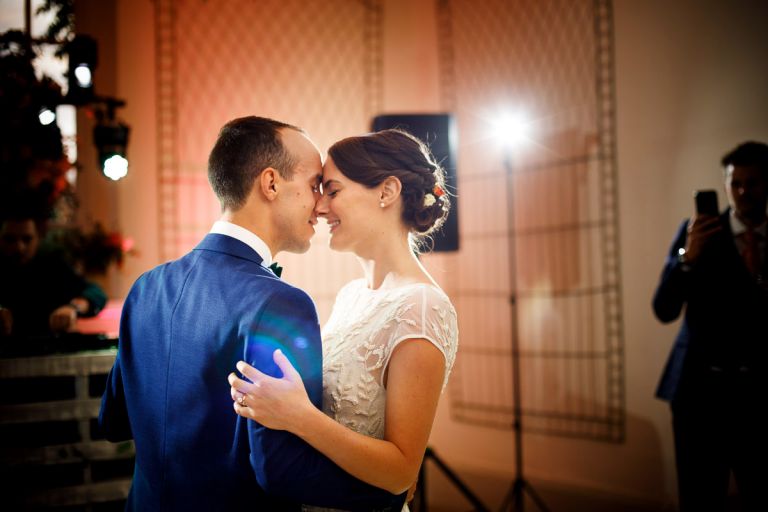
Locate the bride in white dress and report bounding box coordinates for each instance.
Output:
[229,129,459,511]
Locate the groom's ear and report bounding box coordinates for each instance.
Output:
[379,176,402,207]
[259,168,279,201]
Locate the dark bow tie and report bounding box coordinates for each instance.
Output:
[268,262,283,278]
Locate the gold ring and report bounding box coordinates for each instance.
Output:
[238,395,247,407]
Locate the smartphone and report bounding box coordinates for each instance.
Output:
[694,189,719,216]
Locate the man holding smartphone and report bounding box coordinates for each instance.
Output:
[653,141,768,512]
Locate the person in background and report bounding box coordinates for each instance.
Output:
[0,209,106,338]
[653,141,768,512]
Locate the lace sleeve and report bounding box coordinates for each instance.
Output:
[380,285,458,391]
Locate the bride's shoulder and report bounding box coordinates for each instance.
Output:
[392,284,458,352]
[395,282,455,311]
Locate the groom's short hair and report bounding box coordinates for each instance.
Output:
[208,116,303,211]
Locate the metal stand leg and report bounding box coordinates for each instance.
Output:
[413,447,491,512]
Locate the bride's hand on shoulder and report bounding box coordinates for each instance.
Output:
[228,349,314,431]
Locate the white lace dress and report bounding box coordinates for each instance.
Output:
[304,279,459,512]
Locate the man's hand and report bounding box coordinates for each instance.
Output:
[684,214,722,263]
[49,304,78,332]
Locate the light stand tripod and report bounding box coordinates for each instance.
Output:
[413,447,490,512]
[497,153,550,512]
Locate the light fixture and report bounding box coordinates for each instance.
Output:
[93,97,130,181]
[491,110,534,150]
[102,154,128,181]
[93,119,130,181]
[65,35,98,105]
[38,107,56,126]
[73,64,92,88]
[60,34,132,181]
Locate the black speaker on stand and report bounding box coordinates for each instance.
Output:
[372,113,459,252]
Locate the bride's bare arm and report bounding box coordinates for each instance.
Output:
[229,340,445,494]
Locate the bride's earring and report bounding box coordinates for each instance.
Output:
[379,200,385,208]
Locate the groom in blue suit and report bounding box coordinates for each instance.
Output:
[653,141,768,512]
[99,117,404,511]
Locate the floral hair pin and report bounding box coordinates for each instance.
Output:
[424,185,445,207]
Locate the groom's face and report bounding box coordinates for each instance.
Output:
[273,129,323,254]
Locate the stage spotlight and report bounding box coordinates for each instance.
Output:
[73,64,93,88]
[38,107,56,126]
[93,121,130,181]
[65,35,98,105]
[103,154,128,181]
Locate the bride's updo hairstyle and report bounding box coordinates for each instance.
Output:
[327,129,451,244]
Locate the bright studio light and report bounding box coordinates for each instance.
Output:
[103,154,129,181]
[491,111,533,150]
[94,120,130,181]
[38,108,56,126]
[74,64,93,88]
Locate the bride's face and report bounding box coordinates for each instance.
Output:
[315,157,382,253]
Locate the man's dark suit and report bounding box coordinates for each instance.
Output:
[653,210,768,511]
[99,233,402,511]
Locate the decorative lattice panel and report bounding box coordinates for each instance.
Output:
[155,0,382,317]
[439,0,624,441]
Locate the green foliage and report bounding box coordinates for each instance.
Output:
[0,30,68,219]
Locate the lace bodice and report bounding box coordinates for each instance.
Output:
[320,279,458,439]
[302,280,458,512]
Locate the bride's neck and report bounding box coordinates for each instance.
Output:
[357,236,424,290]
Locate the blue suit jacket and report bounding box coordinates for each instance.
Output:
[652,211,768,403]
[99,234,403,511]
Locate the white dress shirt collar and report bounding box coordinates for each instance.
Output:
[729,210,767,237]
[210,220,273,266]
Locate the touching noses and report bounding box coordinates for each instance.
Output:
[314,194,330,217]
